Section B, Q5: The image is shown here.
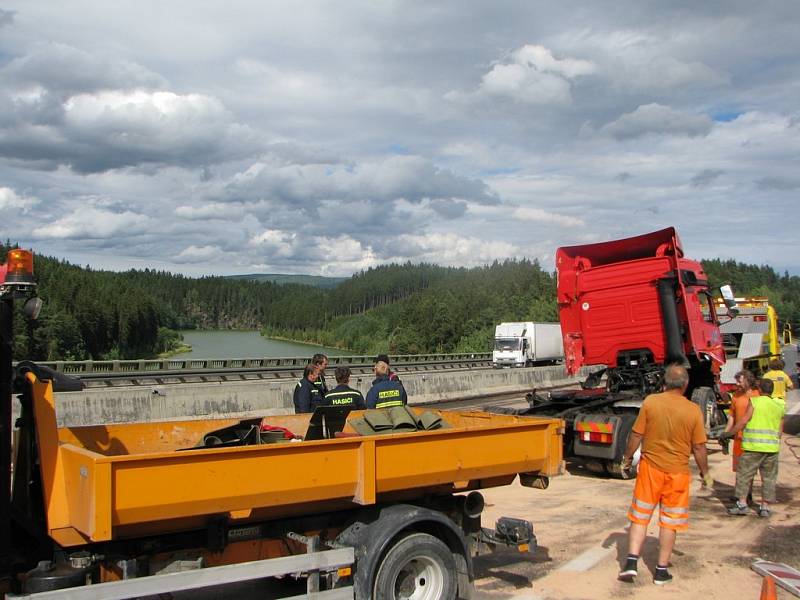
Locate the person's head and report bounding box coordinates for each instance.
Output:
[375,353,391,367]
[663,364,690,392]
[335,366,351,385]
[734,369,756,391]
[768,358,784,371]
[757,378,774,396]
[312,353,329,373]
[303,364,318,381]
[374,361,389,377]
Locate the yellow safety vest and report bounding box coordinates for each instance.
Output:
[763,369,792,399]
[741,395,785,453]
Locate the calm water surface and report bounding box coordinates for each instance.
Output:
[178,330,352,359]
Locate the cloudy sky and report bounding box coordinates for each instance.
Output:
[1,1,798,277]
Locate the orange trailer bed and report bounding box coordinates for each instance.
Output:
[28,374,563,547]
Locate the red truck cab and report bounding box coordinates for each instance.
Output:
[556,227,725,395]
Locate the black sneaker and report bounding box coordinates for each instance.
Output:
[654,567,673,585]
[618,557,638,581]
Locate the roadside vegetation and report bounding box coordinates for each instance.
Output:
[3,241,798,361]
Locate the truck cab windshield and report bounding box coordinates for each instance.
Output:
[495,338,521,351]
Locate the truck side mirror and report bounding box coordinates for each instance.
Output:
[719,284,739,318]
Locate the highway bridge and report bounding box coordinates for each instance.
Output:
[18,354,585,428]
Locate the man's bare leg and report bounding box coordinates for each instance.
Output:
[657,527,676,566]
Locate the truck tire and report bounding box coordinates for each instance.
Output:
[373,532,457,600]
[605,414,640,479]
[691,387,716,432]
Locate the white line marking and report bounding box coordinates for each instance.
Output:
[557,545,615,572]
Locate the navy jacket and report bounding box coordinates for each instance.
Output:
[366,375,408,409]
[324,384,366,410]
[293,377,323,414]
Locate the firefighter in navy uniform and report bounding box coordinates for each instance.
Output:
[293,364,323,414]
[366,360,408,409]
[311,353,329,398]
[323,366,366,409]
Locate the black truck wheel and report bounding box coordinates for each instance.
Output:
[373,532,457,600]
[691,387,716,432]
[605,414,640,479]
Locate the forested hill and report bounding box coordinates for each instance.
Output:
[3,241,799,361]
[227,273,347,288]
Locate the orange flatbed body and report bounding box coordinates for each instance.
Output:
[30,375,563,547]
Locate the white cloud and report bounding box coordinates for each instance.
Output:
[472,44,596,105]
[0,186,38,211]
[175,202,243,220]
[512,207,585,227]
[32,207,150,239]
[600,103,713,139]
[174,245,220,263]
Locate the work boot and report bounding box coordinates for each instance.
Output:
[618,555,638,582]
[653,566,673,585]
[728,501,749,516]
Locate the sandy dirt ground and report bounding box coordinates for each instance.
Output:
[471,389,800,600]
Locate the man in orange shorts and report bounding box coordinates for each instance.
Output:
[618,364,711,585]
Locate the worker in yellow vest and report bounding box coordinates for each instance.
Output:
[762,358,794,399]
[722,378,785,518]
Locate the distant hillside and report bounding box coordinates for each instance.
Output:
[4,239,799,362]
[228,273,347,288]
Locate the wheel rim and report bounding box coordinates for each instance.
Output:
[392,553,445,600]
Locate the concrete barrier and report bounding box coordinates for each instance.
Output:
[50,366,587,427]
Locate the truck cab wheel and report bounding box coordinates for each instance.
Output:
[691,387,717,432]
[605,413,640,479]
[373,532,457,600]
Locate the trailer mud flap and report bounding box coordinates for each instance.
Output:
[573,413,632,461]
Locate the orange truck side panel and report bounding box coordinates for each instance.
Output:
[34,381,563,545]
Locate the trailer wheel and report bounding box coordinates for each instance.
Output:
[373,532,457,600]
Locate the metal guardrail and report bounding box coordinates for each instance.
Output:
[22,353,493,375]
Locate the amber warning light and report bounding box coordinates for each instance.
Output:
[3,248,35,284]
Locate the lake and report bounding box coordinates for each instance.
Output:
[177,330,353,359]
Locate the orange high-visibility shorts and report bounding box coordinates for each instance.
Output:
[627,458,691,532]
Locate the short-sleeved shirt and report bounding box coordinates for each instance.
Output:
[632,390,707,474]
[763,369,794,399]
[729,388,757,441]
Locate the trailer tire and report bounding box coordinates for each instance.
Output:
[373,532,457,600]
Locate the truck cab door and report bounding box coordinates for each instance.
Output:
[684,288,725,364]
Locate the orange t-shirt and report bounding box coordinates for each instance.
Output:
[632,390,707,474]
[729,389,757,440]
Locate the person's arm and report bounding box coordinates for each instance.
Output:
[621,431,643,465]
[725,411,734,433]
[692,442,710,480]
[785,371,795,390]
[297,382,312,413]
[727,401,754,435]
[365,388,376,410]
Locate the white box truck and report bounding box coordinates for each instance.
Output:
[493,322,564,367]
